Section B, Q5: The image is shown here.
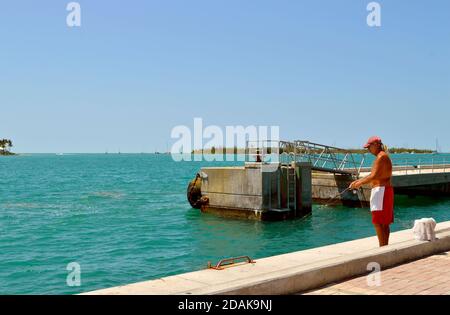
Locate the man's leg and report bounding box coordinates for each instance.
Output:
[379,224,390,246]
[373,224,384,247]
[384,224,390,245]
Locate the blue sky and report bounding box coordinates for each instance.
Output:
[1,0,449,153]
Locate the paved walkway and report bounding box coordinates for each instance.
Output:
[301,251,450,295]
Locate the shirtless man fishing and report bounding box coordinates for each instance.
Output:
[349,136,394,247]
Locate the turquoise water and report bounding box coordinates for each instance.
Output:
[0,153,449,295]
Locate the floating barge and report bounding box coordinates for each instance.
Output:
[187,140,450,221]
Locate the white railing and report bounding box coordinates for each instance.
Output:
[245,140,366,176]
[390,156,448,175]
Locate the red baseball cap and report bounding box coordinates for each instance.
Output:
[363,136,382,148]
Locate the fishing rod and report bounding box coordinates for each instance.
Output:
[323,187,359,206]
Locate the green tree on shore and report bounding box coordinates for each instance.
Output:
[0,139,13,155]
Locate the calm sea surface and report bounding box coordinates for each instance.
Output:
[0,153,449,294]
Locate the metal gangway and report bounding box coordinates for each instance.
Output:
[245,140,366,176]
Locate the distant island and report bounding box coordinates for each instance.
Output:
[346,147,435,154]
[191,146,435,155]
[0,139,15,155]
[191,147,245,155]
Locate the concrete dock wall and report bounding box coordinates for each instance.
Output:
[392,172,450,195]
[295,163,313,215]
[311,172,369,206]
[199,163,312,220]
[201,166,263,212]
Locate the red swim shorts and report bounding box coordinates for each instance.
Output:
[370,186,394,225]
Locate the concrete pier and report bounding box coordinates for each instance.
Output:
[198,162,312,221]
[83,220,450,295]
